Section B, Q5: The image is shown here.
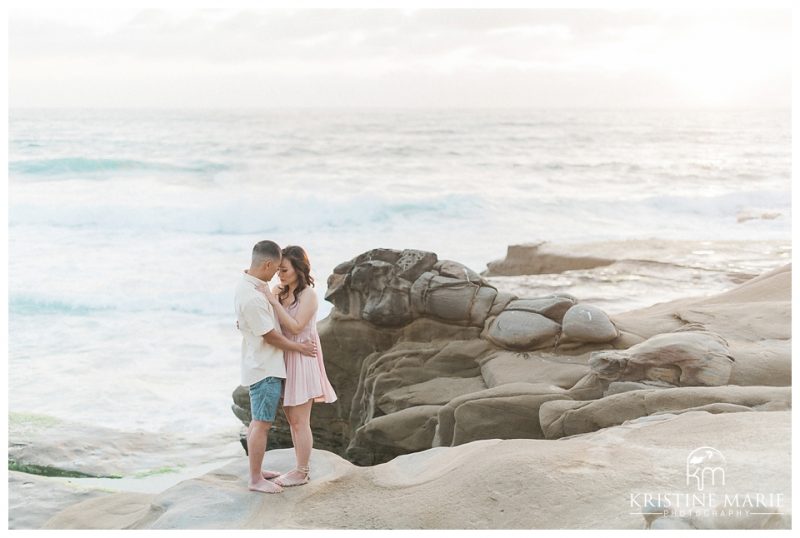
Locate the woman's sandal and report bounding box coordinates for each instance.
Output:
[274,465,310,487]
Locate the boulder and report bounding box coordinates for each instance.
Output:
[561,304,619,343]
[411,272,497,327]
[324,248,437,326]
[483,310,561,350]
[588,330,734,386]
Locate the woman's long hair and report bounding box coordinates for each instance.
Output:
[278,245,315,306]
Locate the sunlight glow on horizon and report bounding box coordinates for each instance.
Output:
[9,8,791,109]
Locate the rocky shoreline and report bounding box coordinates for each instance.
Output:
[232,248,791,469]
[10,244,792,529]
[7,414,242,529]
[41,410,792,529]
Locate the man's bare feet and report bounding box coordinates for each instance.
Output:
[262,470,281,480]
[248,478,284,494]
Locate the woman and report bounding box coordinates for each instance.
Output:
[257,245,337,487]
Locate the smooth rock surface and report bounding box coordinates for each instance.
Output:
[561,303,620,343]
[9,413,241,479]
[479,350,589,389]
[588,330,734,386]
[434,382,570,447]
[8,471,111,530]
[540,384,791,439]
[377,376,487,414]
[505,295,577,322]
[44,411,791,529]
[484,310,561,350]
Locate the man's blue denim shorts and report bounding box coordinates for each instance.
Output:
[249,376,283,423]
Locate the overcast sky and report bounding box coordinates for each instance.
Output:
[8,8,791,108]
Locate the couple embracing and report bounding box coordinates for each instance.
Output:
[234,240,337,494]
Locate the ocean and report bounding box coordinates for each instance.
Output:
[7,108,791,452]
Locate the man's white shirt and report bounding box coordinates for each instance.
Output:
[235,271,286,386]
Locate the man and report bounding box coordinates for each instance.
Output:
[234,240,316,494]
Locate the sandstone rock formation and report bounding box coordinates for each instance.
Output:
[44,410,791,529]
[539,384,791,439]
[9,414,241,479]
[483,241,615,276]
[231,249,790,468]
[587,329,734,387]
[8,471,109,530]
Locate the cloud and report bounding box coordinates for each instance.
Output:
[8,8,791,108]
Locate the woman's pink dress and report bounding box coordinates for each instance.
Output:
[280,298,338,407]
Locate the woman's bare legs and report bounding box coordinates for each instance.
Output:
[275,399,313,486]
[287,413,298,462]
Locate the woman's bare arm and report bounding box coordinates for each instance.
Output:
[263,328,316,355]
[266,287,318,335]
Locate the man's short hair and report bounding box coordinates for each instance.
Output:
[252,240,281,265]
